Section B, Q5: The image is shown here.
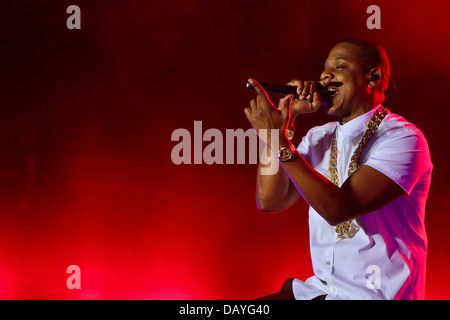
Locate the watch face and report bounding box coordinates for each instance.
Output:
[279,147,292,161]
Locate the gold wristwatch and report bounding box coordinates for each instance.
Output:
[276,144,297,162]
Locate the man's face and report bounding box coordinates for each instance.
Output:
[321,43,369,119]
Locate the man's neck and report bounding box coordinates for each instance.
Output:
[341,93,385,124]
[339,104,380,125]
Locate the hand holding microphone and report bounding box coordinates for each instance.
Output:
[246,81,324,101]
[246,79,328,116]
[244,78,328,148]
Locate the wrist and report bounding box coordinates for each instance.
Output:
[276,143,298,162]
[266,132,290,151]
[264,128,290,149]
[288,114,298,127]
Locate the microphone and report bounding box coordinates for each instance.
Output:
[246,81,326,103]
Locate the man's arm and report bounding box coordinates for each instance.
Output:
[255,143,302,212]
[254,125,405,223]
[245,79,405,225]
[279,155,405,225]
[252,79,322,213]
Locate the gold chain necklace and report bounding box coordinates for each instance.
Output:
[330,106,390,239]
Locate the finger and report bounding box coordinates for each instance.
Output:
[287,79,301,87]
[319,77,332,89]
[296,81,305,97]
[278,94,293,115]
[286,79,303,97]
[247,78,265,96]
[308,82,317,101]
[299,81,311,100]
[244,106,252,119]
[250,98,257,111]
[310,91,324,111]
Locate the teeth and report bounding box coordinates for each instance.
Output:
[326,88,338,95]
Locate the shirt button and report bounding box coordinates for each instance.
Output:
[326,261,331,265]
[331,286,336,292]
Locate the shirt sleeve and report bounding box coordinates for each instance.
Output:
[297,135,311,164]
[362,127,432,195]
[297,122,337,165]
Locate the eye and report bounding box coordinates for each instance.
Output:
[335,65,345,70]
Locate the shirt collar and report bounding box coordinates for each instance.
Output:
[336,105,381,142]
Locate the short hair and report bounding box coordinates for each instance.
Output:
[337,39,390,92]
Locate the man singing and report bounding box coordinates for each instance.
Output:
[245,39,432,300]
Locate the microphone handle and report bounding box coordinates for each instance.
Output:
[246,81,325,102]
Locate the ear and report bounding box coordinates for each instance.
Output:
[368,67,381,87]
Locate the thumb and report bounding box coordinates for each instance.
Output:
[310,91,324,112]
[278,94,293,116]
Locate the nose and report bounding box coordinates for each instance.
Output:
[320,67,334,85]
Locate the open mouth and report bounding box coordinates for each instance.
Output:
[320,85,341,109]
[325,87,339,98]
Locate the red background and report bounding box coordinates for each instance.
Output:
[0,0,449,299]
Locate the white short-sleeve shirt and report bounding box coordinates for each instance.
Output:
[294,106,433,300]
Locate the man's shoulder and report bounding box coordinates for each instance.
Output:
[305,121,338,137]
[378,112,426,140]
[372,111,432,167]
